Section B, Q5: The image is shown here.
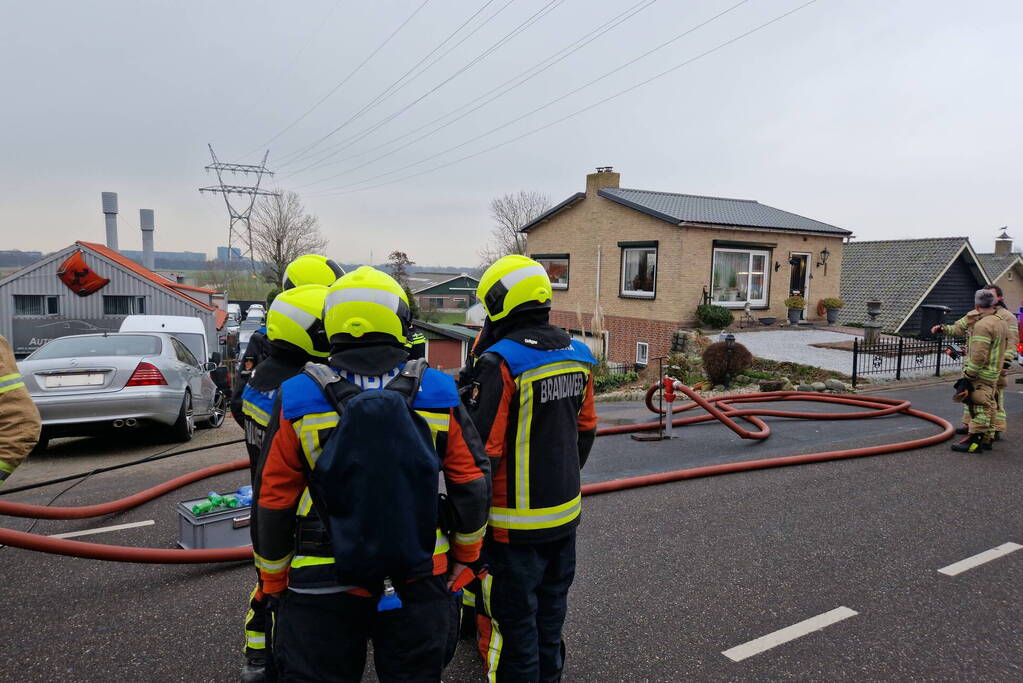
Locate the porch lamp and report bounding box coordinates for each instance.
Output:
[816,247,831,275]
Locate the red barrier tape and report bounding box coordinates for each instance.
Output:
[0,386,953,563]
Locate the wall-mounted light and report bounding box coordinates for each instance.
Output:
[816,247,831,275]
[774,261,781,272]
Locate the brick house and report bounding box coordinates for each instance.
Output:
[977,230,1023,313]
[521,168,851,364]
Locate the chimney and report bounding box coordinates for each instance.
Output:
[139,209,155,270]
[586,166,620,196]
[994,228,1013,256]
[101,192,119,250]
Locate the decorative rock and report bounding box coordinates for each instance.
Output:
[825,379,847,392]
[758,379,785,392]
[713,384,725,392]
[796,383,815,392]
[734,374,749,385]
[811,382,827,392]
[781,380,795,391]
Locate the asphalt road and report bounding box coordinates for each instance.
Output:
[1,381,1020,682]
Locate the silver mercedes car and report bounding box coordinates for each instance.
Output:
[18,332,226,448]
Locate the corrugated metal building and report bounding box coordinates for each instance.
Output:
[0,241,223,357]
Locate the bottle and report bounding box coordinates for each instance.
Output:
[377,577,403,612]
[235,485,254,507]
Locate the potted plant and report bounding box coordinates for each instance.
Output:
[822,297,844,324]
[784,295,805,324]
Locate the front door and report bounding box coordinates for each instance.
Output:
[789,253,810,319]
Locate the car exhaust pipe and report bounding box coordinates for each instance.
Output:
[125,418,137,428]
[112,420,124,428]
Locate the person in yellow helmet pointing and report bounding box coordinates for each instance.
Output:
[460,255,598,682]
[239,284,331,682]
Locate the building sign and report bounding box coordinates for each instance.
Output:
[11,317,123,355]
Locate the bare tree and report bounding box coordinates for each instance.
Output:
[386,250,421,319]
[478,191,551,267]
[250,190,328,285]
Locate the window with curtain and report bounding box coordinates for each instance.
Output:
[621,247,656,298]
[534,255,569,289]
[711,248,769,307]
[14,295,59,316]
[103,295,146,315]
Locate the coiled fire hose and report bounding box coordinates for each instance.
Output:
[0,385,953,563]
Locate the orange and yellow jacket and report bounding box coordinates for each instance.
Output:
[0,335,40,484]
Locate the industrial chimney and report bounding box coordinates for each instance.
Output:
[139,209,155,270]
[101,192,118,250]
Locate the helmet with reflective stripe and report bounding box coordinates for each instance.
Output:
[282,254,345,290]
[265,284,330,357]
[324,266,411,346]
[477,255,552,322]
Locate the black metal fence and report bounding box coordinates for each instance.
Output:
[852,335,964,387]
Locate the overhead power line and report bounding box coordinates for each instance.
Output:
[306,0,821,198]
[281,0,568,178]
[290,0,659,189]
[272,0,502,168]
[239,0,432,160]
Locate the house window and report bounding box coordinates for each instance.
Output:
[711,248,769,307]
[533,254,569,290]
[14,295,60,316]
[620,243,657,298]
[103,295,146,315]
[636,341,649,366]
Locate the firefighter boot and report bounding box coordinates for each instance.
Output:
[951,434,985,454]
[955,425,969,435]
[240,654,266,683]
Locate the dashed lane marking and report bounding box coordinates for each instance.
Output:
[48,520,155,539]
[938,542,1022,577]
[722,606,858,662]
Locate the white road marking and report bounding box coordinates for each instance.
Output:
[722,606,858,662]
[938,542,1023,577]
[48,520,155,539]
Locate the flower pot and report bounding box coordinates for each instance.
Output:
[787,308,801,324]
[826,308,839,324]
[759,316,777,326]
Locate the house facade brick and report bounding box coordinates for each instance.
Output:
[524,169,849,365]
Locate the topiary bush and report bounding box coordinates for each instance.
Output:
[821,297,844,310]
[696,304,734,329]
[701,340,753,386]
[784,295,805,310]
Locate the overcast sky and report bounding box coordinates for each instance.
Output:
[2,0,1021,267]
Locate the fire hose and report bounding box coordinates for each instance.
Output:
[0,384,953,563]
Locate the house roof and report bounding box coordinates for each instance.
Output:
[519,188,850,236]
[839,237,990,332]
[78,241,215,312]
[412,320,478,342]
[407,272,479,294]
[976,252,1023,282]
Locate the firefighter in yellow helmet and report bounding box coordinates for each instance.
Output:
[460,255,598,682]
[253,267,490,681]
[239,284,330,683]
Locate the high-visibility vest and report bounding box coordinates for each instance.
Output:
[483,338,596,543]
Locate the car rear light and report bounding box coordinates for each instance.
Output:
[126,362,167,387]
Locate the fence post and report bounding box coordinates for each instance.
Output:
[934,336,942,377]
[852,338,858,388]
[896,336,904,380]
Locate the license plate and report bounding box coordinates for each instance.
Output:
[45,373,106,388]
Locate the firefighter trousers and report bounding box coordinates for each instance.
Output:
[967,379,998,437]
[477,532,576,683]
[962,375,1008,433]
[274,576,452,683]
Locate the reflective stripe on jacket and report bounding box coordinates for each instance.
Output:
[964,312,1007,382]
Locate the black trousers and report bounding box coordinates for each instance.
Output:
[274,576,454,683]
[478,532,577,683]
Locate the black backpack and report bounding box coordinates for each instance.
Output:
[302,360,441,589]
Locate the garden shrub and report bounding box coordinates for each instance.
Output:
[696,304,734,329]
[701,341,753,386]
[593,372,638,394]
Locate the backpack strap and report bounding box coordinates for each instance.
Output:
[302,362,361,413]
[384,358,428,408]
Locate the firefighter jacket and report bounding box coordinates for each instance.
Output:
[963,312,1007,382]
[253,363,490,595]
[240,355,308,472]
[465,325,598,545]
[994,305,1019,364]
[0,335,41,484]
[231,328,272,426]
[941,310,981,339]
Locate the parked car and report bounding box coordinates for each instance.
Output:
[227,302,241,320]
[246,303,265,318]
[237,320,262,358]
[18,333,226,449]
[119,315,214,365]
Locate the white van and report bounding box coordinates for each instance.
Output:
[119,315,215,365]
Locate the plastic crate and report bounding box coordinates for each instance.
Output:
[177,493,252,550]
